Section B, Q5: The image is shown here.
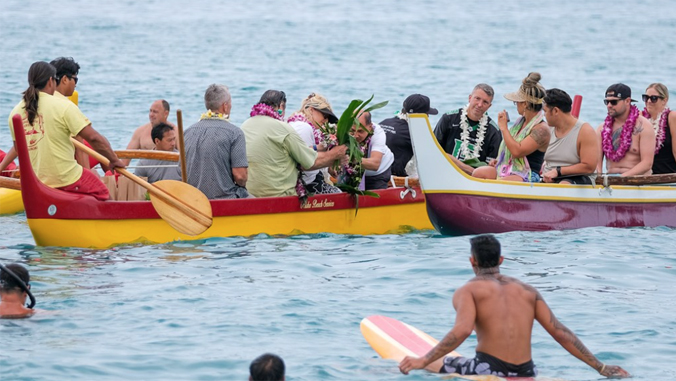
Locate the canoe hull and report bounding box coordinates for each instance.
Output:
[26,191,431,248]
[426,192,676,235]
[407,113,676,235]
[0,188,24,215]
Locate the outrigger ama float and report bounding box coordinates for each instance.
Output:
[12,116,432,249]
[408,113,676,235]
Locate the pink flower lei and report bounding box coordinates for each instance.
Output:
[250,103,282,120]
[287,113,322,145]
[642,107,670,154]
[602,105,639,162]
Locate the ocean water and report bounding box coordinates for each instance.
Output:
[1,0,676,380]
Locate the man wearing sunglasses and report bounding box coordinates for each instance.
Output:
[595,84,655,176]
[50,57,94,170]
[50,57,80,101]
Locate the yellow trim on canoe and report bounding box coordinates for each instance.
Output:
[27,201,433,248]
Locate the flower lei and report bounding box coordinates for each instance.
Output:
[200,110,229,121]
[642,107,670,154]
[288,113,322,145]
[250,103,282,120]
[340,135,372,190]
[602,105,639,162]
[459,104,488,159]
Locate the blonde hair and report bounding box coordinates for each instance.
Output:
[646,83,669,102]
[521,72,546,111]
[294,93,334,128]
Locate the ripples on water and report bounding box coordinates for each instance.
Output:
[2,0,676,380]
[1,228,675,380]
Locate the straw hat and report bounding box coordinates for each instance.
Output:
[504,72,545,105]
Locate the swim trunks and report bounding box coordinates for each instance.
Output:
[439,351,537,377]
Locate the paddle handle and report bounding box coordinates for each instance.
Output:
[0,176,21,190]
[177,110,188,183]
[70,138,211,226]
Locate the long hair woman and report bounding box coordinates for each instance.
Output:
[473,72,550,182]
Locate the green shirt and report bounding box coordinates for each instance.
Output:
[241,115,318,197]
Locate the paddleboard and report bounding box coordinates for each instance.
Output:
[360,315,569,381]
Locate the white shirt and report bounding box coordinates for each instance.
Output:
[366,124,394,176]
[289,120,320,184]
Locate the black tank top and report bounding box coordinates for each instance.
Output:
[527,150,545,174]
[652,120,676,174]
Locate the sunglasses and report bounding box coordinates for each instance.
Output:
[642,94,664,103]
[67,75,78,84]
[603,99,624,106]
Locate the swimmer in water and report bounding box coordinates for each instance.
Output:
[0,263,36,319]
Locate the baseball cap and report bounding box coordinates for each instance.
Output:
[403,94,438,115]
[605,83,637,102]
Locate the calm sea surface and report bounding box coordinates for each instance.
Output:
[1,0,676,380]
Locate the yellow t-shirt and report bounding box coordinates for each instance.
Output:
[8,92,90,187]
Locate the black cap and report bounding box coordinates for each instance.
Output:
[313,107,338,124]
[605,83,637,102]
[403,94,438,115]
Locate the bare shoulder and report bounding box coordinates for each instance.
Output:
[579,122,597,139]
[639,116,654,135]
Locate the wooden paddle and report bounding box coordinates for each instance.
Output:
[0,176,21,190]
[176,110,188,183]
[70,138,213,236]
[114,150,179,161]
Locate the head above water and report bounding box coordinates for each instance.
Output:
[249,353,285,381]
[0,263,30,293]
[469,234,502,269]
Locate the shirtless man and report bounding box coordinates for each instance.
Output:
[596,83,655,176]
[124,100,175,165]
[0,263,35,319]
[434,84,502,175]
[399,235,630,379]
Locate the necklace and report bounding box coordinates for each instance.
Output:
[642,107,670,154]
[602,105,639,162]
[250,103,282,120]
[459,104,488,159]
[199,110,229,121]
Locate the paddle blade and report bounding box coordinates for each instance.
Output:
[151,180,213,236]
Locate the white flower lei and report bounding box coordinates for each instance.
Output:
[650,108,669,150]
[459,104,488,159]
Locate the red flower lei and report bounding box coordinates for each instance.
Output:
[602,105,639,162]
[642,107,670,154]
[250,103,282,120]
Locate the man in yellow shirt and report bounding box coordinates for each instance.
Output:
[8,61,124,200]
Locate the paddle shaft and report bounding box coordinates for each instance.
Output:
[70,138,211,227]
[0,176,21,190]
[177,110,188,183]
[114,150,179,161]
